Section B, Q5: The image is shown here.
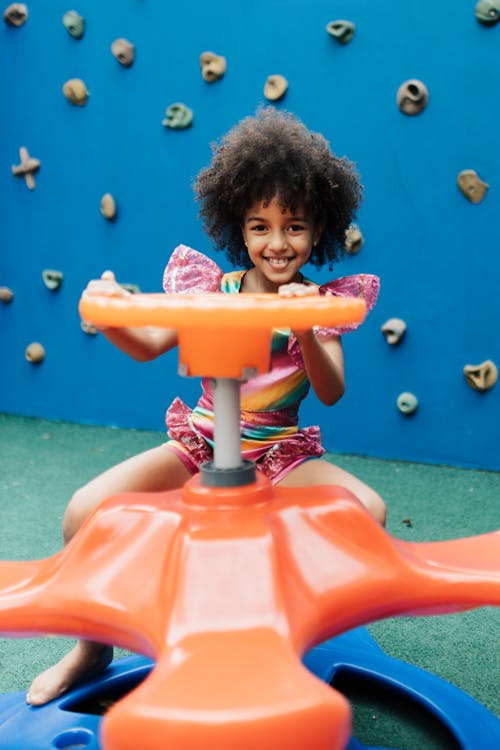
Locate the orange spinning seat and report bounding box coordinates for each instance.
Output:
[0,292,497,750]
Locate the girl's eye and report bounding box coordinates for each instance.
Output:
[289,224,305,232]
[250,224,266,232]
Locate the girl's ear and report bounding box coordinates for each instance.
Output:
[241,224,248,247]
[313,223,324,247]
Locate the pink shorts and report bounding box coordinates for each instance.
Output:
[165,396,325,484]
[167,438,319,484]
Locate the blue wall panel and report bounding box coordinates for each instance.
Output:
[1,1,499,469]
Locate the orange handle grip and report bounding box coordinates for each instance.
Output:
[79,292,367,377]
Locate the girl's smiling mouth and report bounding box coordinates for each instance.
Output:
[264,256,295,268]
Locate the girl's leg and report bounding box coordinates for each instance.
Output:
[26,443,192,706]
[277,458,386,525]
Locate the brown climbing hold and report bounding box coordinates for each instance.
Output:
[100,193,117,220]
[397,79,429,115]
[3,3,27,26]
[0,287,14,303]
[381,318,407,345]
[457,170,489,204]
[200,51,226,82]
[25,342,45,364]
[264,74,288,101]
[62,78,88,106]
[345,224,364,254]
[463,360,497,392]
[111,38,135,67]
[11,146,40,190]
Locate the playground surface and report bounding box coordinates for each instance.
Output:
[0,413,498,748]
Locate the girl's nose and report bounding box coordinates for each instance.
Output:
[268,230,287,250]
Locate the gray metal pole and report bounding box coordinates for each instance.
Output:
[212,377,242,469]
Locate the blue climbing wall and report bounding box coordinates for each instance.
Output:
[1,0,499,470]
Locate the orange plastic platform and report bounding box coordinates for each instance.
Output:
[0,476,498,750]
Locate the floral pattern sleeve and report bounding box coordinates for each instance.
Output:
[316,273,380,336]
[163,244,223,294]
[287,274,380,367]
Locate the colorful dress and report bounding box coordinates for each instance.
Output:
[163,245,379,484]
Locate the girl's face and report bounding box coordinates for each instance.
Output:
[241,197,319,292]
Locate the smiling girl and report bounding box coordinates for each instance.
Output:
[26,107,385,707]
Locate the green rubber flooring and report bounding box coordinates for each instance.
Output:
[0,413,498,748]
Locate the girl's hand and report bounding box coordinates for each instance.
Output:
[81,272,178,359]
[84,270,131,298]
[278,282,319,297]
[82,271,131,332]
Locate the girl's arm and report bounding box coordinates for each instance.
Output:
[83,271,178,362]
[293,331,345,405]
[100,325,178,362]
[279,282,345,406]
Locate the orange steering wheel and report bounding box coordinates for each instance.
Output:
[79,291,366,377]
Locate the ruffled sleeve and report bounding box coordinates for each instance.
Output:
[316,273,380,336]
[287,273,380,368]
[163,245,223,294]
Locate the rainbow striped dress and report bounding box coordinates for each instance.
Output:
[163,245,379,484]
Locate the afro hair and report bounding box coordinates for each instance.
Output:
[194,107,363,268]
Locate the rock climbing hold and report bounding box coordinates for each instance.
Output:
[397,392,418,415]
[62,9,85,38]
[100,193,117,220]
[162,103,193,130]
[121,283,141,294]
[264,74,288,101]
[42,269,63,291]
[382,318,407,345]
[11,146,40,190]
[0,287,14,303]
[463,360,497,392]
[200,51,226,82]
[3,2,27,26]
[325,20,355,44]
[62,78,88,106]
[81,320,98,336]
[345,224,364,254]
[111,38,135,67]
[475,0,500,25]
[397,79,429,116]
[25,342,45,364]
[457,169,489,204]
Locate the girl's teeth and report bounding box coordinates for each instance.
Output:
[267,258,289,267]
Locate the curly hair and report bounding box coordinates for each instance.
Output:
[193,107,363,268]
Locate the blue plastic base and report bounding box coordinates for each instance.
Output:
[0,628,498,749]
[303,627,499,749]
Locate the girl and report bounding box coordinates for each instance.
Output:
[26,107,385,706]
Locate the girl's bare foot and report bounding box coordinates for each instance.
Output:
[26,641,113,706]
